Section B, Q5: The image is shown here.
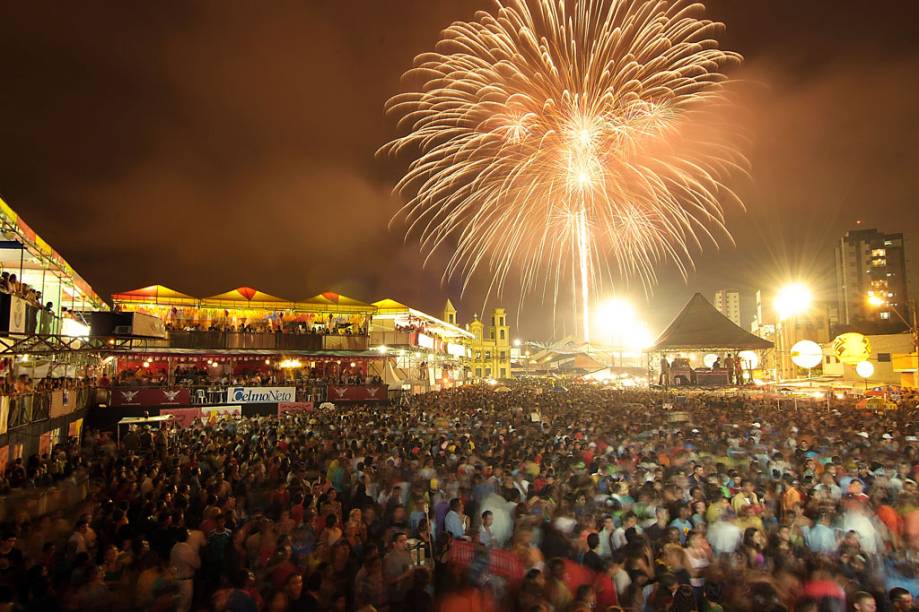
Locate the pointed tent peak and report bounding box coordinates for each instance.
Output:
[205,287,290,303]
[112,284,197,305]
[201,287,293,310]
[296,292,374,314]
[652,292,773,352]
[372,298,410,313]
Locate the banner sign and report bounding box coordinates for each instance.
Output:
[9,296,28,333]
[68,418,83,438]
[160,407,201,428]
[130,312,167,339]
[201,405,241,423]
[111,388,192,407]
[226,386,296,404]
[50,390,65,418]
[0,397,8,435]
[278,402,314,416]
[326,385,386,402]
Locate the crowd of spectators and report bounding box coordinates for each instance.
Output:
[161,314,367,337]
[0,271,46,310]
[115,368,383,390]
[0,436,85,493]
[0,383,916,610]
[0,373,93,397]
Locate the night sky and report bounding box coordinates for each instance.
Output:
[0,1,917,337]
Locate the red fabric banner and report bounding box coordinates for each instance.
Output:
[325,385,386,402]
[278,402,314,416]
[111,388,191,407]
[447,540,526,585]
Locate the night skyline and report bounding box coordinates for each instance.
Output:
[1,0,918,336]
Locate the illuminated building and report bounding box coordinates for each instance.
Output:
[714,289,741,328]
[459,305,512,380]
[835,228,910,325]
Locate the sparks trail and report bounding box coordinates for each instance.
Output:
[380,0,747,340]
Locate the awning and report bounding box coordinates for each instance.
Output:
[117,415,174,426]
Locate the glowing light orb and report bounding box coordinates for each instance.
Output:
[738,350,759,369]
[791,340,822,369]
[856,360,874,379]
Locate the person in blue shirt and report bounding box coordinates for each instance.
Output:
[444,498,467,539]
[669,503,694,545]
[803,512,838,555]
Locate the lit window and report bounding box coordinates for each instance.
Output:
[880,312,890,320]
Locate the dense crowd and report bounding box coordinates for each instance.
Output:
[0,383,919,611]
[114,369,382,390]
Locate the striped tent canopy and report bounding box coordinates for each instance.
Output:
[112,284,198,306]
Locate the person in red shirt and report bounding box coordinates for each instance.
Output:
[289,492,305,526]
[593,559,620,609]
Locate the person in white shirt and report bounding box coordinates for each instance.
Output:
[707,515,742,556]
[170,529,200,612]
[597,516,615,558]
[612,512,641,550]
[68,520,89,556]
[479,510,494,547]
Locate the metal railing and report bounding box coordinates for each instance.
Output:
[370,330,415,347]
[147,331,370,352]
[0,471,90,522]
[6,387,92,430]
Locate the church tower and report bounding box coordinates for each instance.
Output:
[443,299,457,326]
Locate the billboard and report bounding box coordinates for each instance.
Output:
[226,387,296,404]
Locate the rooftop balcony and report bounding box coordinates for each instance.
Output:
[149,330,370,352]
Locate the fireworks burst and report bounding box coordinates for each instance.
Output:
[380,0,746,340]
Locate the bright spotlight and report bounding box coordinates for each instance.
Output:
[774,283,812,321]
[866,292,886,308]
[596,298,636,334]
